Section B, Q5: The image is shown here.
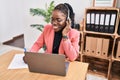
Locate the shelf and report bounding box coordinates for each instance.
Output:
[83,52,111,60]
[110,75,120,80]
[117,35,120,38]
[86,7,119,11]
[81,7,120,80]
[83,31,116,37]
[88,69,107,78]
[84,8,119,38]
[112,57,120,62]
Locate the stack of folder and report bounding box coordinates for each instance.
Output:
[85,36,110,57]
[86,9,117,34]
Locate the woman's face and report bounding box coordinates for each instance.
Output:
[51,10,67,32]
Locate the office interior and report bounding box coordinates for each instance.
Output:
[0,0,120,80]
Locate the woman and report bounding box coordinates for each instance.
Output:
[24,3,80,61]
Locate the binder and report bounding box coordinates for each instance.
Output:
[90,12,95,31]
[96,38,103,55]
[86,12,91,31]
[117,20,120,35]
[104,11,110,33]
[109,11,117,33]
[116,41,120,59]
[90,37,97,55]
[99,11,105,32]
[101,38,110,57]
[94,11,100,32]
[85,36,91,54]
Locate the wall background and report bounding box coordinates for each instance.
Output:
[0,0,24,42]
[0,0,120,49]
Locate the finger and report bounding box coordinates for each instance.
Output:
[68,19,71,28]
[68,18,71,24]
[66,20,69,26]
[23,56,27,63]
[66,20,70,27]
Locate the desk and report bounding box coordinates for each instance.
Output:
[0,50,89,80]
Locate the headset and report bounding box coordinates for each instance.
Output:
[64,4,71,21]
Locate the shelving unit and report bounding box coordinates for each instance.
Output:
[80,8,120,80]
[110,15,120,80]
[82,32,114,79]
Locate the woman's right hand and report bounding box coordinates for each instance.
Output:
[62,19,71,36]
[23,55,27,64]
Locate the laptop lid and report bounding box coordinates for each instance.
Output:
[25,52,68,76]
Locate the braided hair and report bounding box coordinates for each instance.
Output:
[53,3,75,28]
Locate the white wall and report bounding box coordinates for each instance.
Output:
[0,0,24,42]
[117,0,120,8]
[23,0,47,50]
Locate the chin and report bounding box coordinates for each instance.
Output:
[53,28,60,32]
[54,29,59,32]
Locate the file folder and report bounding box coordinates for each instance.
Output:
[109,11,117,33]
[116,41,120,59]
[94,12,100,32]
[117,20,120,35]
[85,36,91,54]
[90,37,97,55]
[86,12,91,31]
[90,12,95,31]
[96,38,102,55]
[99,11,105,32]
[104,12,110,33]
[102,38,110,57]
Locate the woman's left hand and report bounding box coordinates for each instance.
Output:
[62,19,71,36]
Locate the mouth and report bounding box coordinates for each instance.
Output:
[53,25,61,29]
[52,26,61,32]
[53,26,58,29]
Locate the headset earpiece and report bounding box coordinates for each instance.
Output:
[67,12,70,21]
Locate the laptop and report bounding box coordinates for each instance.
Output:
[24,52,69,76]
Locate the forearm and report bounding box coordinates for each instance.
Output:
[30,33,44,52]
[63,39,79,61]
[30,42,42,52]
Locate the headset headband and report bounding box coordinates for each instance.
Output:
[64,4,70,20]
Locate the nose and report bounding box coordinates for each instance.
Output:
[51,20,57,26]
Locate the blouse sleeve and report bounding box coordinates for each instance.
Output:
[30,32,44,52]
[63,30,80,61]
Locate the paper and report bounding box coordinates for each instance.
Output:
[8,54,28,69]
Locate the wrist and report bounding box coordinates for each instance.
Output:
[62,35,68,41]
[62,35,68,38]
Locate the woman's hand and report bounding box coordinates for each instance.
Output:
[23,55,27,64]
[62,19,71,36]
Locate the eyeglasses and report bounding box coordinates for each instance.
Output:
[51,17,65,23]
